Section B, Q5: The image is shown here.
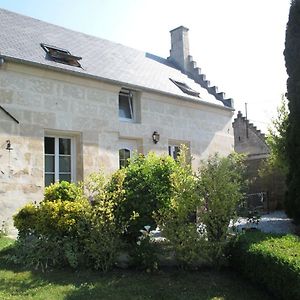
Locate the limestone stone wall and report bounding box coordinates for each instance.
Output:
[0,62,233,234]
[233,111,269,156]
[232,111,286,211]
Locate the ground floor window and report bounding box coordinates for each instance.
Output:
[119,148,131,168]
[168,145,180,160]
[44,136,75,187]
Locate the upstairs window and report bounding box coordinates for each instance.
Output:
[170,78,200,97]
[41,43,82,67]
[119,88,134,121]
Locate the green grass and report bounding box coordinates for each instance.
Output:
[0,236,14,249]
[0,237,272,300]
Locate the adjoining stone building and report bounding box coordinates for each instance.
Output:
[233,111,285,211]
[0,9,235,234]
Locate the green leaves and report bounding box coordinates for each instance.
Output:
[118,152,177,242]
[263,96,289,176]
[285,0,300,223]
[197,153,246,242]
[231,232,300,300]
[13,150,247,271]
[44,180,83,202]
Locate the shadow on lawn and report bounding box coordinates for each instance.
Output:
[63,269,273,300]
[0,241,272,300]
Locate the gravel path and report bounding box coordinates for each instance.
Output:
[235,210,296,234]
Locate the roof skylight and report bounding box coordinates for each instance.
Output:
[40,43,82,67]
[170,78,200,97]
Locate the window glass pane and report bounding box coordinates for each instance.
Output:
[44,136,75,186]
[174,146,180,160]
[124,149,130,160]
[119,149,131,168]
[59,138,71,155]
[59,174,71,182]
[119,149,125,160]
[45,137,55,154]
[169,145,180,160]
[119,159,125,169]
[45,155,55,172]
[119,94,132,119]
[45,174,55,187]
[59,156,71,172]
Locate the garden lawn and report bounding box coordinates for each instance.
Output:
[0,237,272,300]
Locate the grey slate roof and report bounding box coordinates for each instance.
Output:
[0,9,230,109]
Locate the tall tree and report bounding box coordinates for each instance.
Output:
[284,0,300,223]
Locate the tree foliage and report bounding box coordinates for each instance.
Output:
[284,0,300,223]
[197,153,246,266]
[156,146,206,267]
[260,95,289,181]
[113,152,177,242]
[264,96,289,175]
[13,149,247,270]
[157,151,246,268]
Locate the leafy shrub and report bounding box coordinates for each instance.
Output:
[13,198,91,269]
[10,235,67,271]
[44,181,83,202]
[13,181,122,271]
[84,171,107,204]
[82,177,124,272]
[230,231,300,300]
[163,220,209,268]
[13,151,246,271]
[29,198,90,237]
[117,153,177,242]
[103,169,127,231]
[156,146,208,268]
[129,225,159,271]
[13,203,38,237]
[197,153,245,266]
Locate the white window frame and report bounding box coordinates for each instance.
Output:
[44,135,76,186]
[119,88,135,122]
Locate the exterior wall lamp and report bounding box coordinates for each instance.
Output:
[152,131,160,144]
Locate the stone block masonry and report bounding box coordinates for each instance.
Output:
[0,62,233,235]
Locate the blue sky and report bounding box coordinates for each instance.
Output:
[0,0,291,132]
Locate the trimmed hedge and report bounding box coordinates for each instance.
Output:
[230,231,300,300]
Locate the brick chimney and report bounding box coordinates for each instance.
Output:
[169,26,190,72]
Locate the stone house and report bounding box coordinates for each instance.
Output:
[233,111,269,159]
[232,111,285,210]
[0,9,234,233]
